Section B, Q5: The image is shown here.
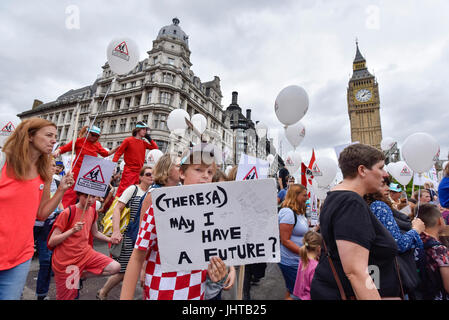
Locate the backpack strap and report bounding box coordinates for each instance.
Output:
[125,185,139,208]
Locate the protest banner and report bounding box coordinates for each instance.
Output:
[235,154,269,181]
[0,120,16,147]
[152,178,280,272]
[74,155,115,197]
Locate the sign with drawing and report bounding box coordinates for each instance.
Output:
[235,154,269,181]
[152,178,280,272]
[74,155,115,197]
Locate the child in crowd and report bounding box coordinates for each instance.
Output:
[48,192,120,300]
[415,203,449,300]
[120,144,228,300]
[293,231,322,300]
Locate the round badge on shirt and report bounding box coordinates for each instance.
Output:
[39,184,44,190]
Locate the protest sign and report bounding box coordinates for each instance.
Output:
[74,155,115,197]
[152,178,280,272]
[236,154,269,181]
[0,120,16,147]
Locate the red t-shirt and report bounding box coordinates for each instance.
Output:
[0,164,44,270]
[59,138,109,180]
[113,137,158,169]
[51,205,97,274]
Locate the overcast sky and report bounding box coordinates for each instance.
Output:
[1,0,448,164]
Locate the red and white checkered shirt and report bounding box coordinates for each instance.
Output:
[135,206,207,300]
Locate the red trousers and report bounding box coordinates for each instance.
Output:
[116,166,140,198]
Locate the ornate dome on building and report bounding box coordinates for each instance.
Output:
[157,18,189,48]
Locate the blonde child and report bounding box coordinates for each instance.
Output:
[293,231,322,300]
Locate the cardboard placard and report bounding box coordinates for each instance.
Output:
[74,155,115,197]
[152,178,280,272]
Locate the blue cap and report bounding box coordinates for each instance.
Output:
[136,122,148,129]
[389,183,402,193]
[88,126,101,135]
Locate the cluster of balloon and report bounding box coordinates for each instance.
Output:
[401,132,439,174]
[167,109,190,136]
[107,38,140,76]
[256,122,268,139]
[147,149,164,167]
[275,85,309,172]
[387,161,413,187]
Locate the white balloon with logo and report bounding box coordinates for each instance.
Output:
[401,132,439,174]
[106,38,140,75]
[167,109,190,132]
[284,122,305,149]
[267,154,275,165]
[389,161,413,187]
[274,85,309,126]
[147,149,164,167]
[284,151,302,175]
[312,157,338,187]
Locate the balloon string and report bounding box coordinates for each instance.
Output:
[71,77,116,169]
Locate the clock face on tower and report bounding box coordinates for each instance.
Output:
[355,88,372,102]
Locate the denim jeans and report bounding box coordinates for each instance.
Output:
[34,225,53,298]
[0,259,31,300]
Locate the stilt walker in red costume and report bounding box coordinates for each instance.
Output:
[53,126,117,207]
[113,122,158,197]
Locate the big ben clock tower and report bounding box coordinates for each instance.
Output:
[347,41,382,149]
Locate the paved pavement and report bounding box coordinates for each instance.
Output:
[23,240,286,300]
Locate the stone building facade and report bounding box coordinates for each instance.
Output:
[18,18,235,163]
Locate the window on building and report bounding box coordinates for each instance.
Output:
[146,91,152,104]
[150,72,156,82]
[115,99,121,110]
[159,91,173,105]
[135,95,141,107]
[153,140,168,153]
[163,72,175,84]
[120,118,127,132]
[168,57,175,66]
[153,113,168,130]
[124,97,131,109]
[142,114,149,125]
[130,117,137,129]
[110,120,117,133]
[107,142,113,150]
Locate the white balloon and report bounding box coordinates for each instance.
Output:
[225,165,233,176]
[385,162,394,174]
[312,180,329,200]
[147,149,164,166]
[402,132,439,174]
[380,137,396,151]
[284,151,302,175]
[106,38,140,75]
[267,154,275,165]
[191,114,207,134]
[284,122,305,148]
[255,122,268,138]
[167,109,190,132]
[274,85,309,126]
[95,200,101,211]
[312,157,338,187]
[389,161,413,187]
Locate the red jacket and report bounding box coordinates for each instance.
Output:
[113,137,158,169]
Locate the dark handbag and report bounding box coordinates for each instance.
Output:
[396,249,420,293]
[322,240,405,300]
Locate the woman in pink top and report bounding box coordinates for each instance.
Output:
[293,231,322,300]
[0,118,74,300]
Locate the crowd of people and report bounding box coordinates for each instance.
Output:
[1,117,449,301]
